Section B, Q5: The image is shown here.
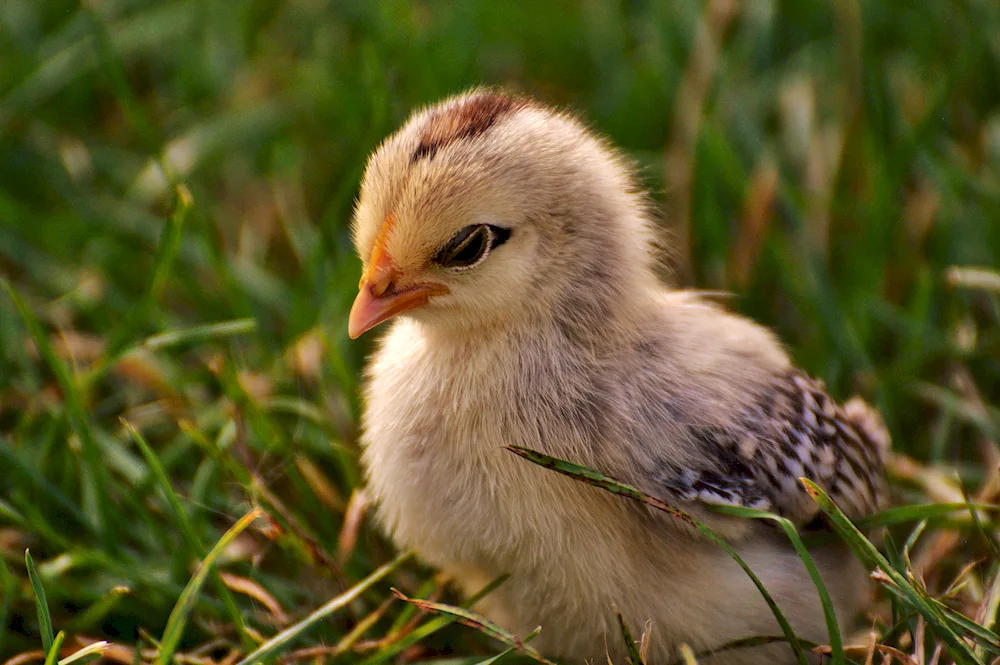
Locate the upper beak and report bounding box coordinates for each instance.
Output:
[348,246,447,339]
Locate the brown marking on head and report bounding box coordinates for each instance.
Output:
[411,92,525,163]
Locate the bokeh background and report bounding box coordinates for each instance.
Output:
[2,0,1000,662]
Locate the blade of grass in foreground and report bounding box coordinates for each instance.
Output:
[615,609,644,665]
[932,597,1000,654]
[26,549,55,654]
[43,630,65,665]
[58,640,110,665]
[357,574,509,665]
[154,508,263,665]
[671,636,818,665]
[979,569,1000,660]
[472,647,517,665]
[802,479,984,665]
[235,551,412,665]
[382,571,441,638]
[893,517,1000,656]
[505,446,809,665]
[392,589,555,665]
[708,504,844,665]
[854,502,1000,530]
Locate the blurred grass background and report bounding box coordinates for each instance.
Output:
[1,0,1000,663]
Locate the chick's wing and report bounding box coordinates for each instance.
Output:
[652,370,889,526]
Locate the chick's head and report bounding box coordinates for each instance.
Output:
[348,89,657,339]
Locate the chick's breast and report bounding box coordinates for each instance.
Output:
[359,310,875,665]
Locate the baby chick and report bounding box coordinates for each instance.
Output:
[348,90,888,664]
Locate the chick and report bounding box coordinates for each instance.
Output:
[348,90,888,664]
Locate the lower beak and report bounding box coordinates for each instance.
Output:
[348,281,448,339]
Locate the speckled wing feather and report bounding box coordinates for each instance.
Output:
[661,370,889,525]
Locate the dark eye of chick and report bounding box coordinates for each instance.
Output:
[434,224,511,270]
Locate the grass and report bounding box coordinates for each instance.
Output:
[1,0,1000,663]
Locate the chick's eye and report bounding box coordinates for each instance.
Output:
[434,224,510,270]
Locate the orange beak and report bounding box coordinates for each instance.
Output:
[348,242,447,339]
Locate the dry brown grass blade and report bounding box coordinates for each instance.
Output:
[391,588,556,665]
[337,489,370,566]
[814,642,919,665]
[252,478,345,584]
[294,456,346,513]
[730,155,778,289]
[219,571,289,626]
[2,651,47,665]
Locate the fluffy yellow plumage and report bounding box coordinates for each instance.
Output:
[348,89,888,664]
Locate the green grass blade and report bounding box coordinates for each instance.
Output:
[933,599,1000,654]
[903,520,928,561]
[87,184,193,383]
[962,484,1000,560]
[26,549,55,653]
[124,421,254,651]
[506,446,809,665]
[0,439,95,537]
[802,479,984,664]
[235,551,412,665]
[471,647,517,665]
[154,508,263,665]
[124,421,203,553]
[855,502,1000,529]
[708,504,844,665]
[384,575,442,638]
[142,318,258,350]
[0,556,16,654]
[358,574,509,665]
[0,497,25,526]
[2,279,118,551]
[44,630,65,665]
[391,589,556,665]
[615,609,644,665]
[149,185,191,300]
[872,575,996,657]
[980,568,1000,658]
[81,8,161,153]
[671,636,820,665]
[66,586,130,633]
